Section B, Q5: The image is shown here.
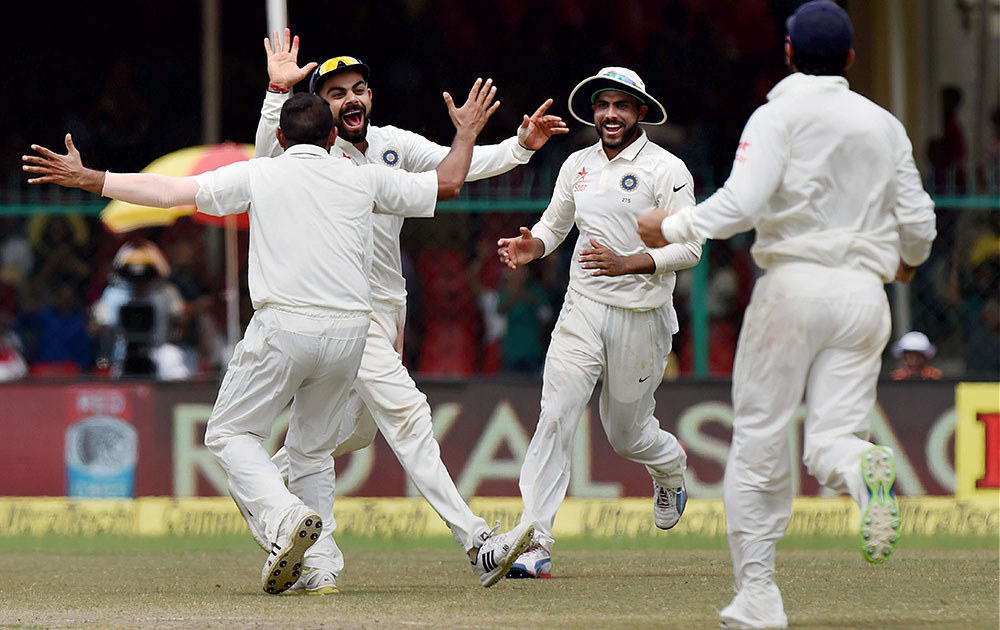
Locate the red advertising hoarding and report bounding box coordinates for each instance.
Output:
[0,379,957,498]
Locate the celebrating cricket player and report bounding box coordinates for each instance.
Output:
[23,84,512,594]
[496,66,701,579]
[637,2,936,627]
[235,29,568,592]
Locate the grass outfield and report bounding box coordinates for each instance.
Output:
[1,534,996,629]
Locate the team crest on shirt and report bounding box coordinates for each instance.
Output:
[620,173,639,192]
[381,147,401,167]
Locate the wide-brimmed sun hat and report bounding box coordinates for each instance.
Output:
[567,67,666,127]
[892,331,936,359]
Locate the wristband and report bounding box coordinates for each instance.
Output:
[267,83,290,94]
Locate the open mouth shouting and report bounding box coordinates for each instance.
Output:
[338,105,369,142]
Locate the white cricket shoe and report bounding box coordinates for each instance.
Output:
[654,479,687,529]
[260,504,323,595]
[284,567,338,595]
[860,445,901,563]
[719,584,788,629]
[507,540,552,579]
[471,521,535,587]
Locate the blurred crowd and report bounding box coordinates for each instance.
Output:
[0,0,997,381]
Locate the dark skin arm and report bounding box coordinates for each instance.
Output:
[579,238,654,276]
[436,78,500,200]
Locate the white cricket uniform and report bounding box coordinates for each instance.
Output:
[252,92,535,572]
[519,131,702,550]
[660,72,936,618]
[197,144,438,549]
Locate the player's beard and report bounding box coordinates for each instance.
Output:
[336,105,370,144]
[598,118,639,151]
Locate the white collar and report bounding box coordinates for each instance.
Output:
[767,72,849,102]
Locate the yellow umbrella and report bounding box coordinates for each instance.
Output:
[100,143,254,233]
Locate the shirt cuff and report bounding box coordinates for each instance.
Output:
[530,221,558,258]
[262,90,290,115]
[647,248,670,274]
[509,136,536,164]
[660,206,698,243]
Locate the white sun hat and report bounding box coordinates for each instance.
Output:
[567,67,667,127]
[892,331,936,359]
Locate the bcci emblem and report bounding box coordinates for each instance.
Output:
[620,173,639,192]
[381,147,401,167]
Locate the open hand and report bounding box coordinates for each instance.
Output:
[497,227,540,270]
[637,208,670,248]
[443,78,500,136]
[517,99,569,150]
[264,28,317,89]
[23,134,104,193]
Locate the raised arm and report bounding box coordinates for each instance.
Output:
[402,97,568,179]
[256,28,315,158]
[23,134,199,207]
[435,78,501,200]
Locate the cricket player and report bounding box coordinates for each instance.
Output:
[24,88,535,594]
[237,29,567,593]
[637,3,936,627]
[496,67,701,578]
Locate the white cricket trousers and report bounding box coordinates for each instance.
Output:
[204,305,368,548]
[264,307,491,575]
[519,289,688,550]
[725,262,891,599]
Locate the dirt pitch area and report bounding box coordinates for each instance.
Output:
[0,535,996,629]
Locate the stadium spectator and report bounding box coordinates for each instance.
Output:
[497,266,550,374]
[0,217,33,281]
[0,310,27,381]
[890,331,942,380]
[167,239,223,373]
[24,281,94,373]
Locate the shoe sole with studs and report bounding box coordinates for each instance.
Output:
[262,513,322,595]
[860,446,900,564]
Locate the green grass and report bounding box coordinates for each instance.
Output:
[0,534,997,629]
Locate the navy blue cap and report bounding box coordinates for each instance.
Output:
[786,1,854,58]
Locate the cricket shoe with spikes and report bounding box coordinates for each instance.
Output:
[284,567,338,595]
[260,504,323,595]
[471,521,535,587]
[507,540,552,579]
[654,479,687,530]
[860,445,901,563]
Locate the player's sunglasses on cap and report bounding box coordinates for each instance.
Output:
[309,56,371,94]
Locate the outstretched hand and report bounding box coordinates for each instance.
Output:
[443,78,501,136]
[517,99,569,150]
[497,227,541,270]
[22,134,104,194]
[264,28,317,89]
[637,208,670,248]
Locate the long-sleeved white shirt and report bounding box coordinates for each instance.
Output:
[192,144,437,312]
[532,132,701,317]
[660,73,936,282]
[255,91,535,311]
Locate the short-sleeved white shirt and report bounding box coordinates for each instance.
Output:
[194,144,437,312]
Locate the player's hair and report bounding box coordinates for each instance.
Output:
[792,49,849,76]
[279,93,335,147]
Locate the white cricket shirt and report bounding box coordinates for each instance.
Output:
[660,73,936,282]
[256,92,534,311]
[194,144,437,312]
[532,131,701,316]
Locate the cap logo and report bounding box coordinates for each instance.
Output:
[603,71,640,88]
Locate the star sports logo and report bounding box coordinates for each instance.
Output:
[735,141,750,164]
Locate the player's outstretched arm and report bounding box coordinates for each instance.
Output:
[264,27,317,90]
[517,98,569,150]
[435,78,501,200]
[24,134,199,208]
[497,227,544,270]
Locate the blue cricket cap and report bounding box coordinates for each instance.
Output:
[786,1,854,58]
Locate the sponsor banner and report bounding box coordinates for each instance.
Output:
[0,497,995,538]
[0,379,961,497]
[954,383,1000,498]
